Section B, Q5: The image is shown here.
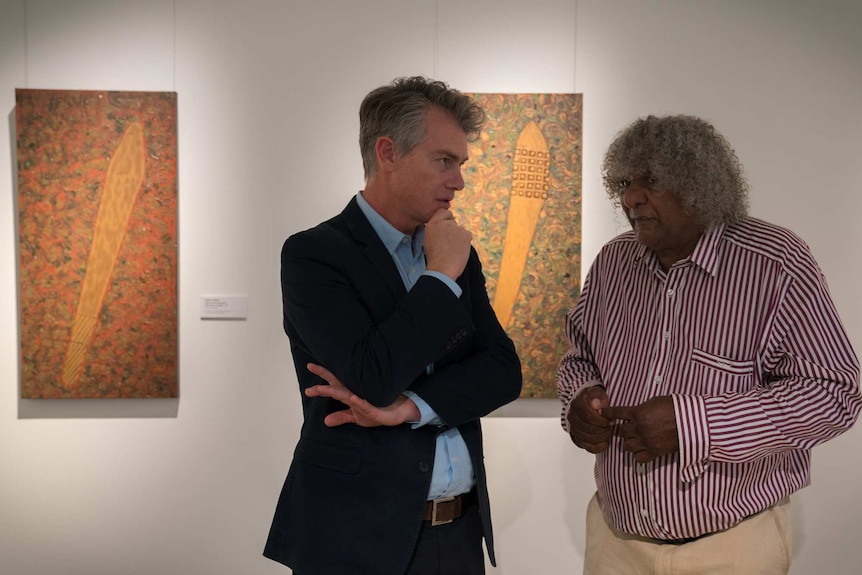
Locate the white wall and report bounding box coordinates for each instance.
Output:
[0,1,860,573]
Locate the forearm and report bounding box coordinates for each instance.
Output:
[675,372,861,482]
[411,340,522,427]
[708,378,860,458]
[333,281,470,405]
[413,290,521,423]
[408,252,522,426]
[556,330,603,432]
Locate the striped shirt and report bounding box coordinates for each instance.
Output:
[557,217,861,540]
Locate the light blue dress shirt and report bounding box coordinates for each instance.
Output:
[356,192,476,499]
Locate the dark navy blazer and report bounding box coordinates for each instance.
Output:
[263,197,522,575]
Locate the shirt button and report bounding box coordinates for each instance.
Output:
[666,289,675,297]
[419,462,430,473]
[637,464,646,475]
[663,331,670,340]
[654,375,663,384]
[641,509,649,518]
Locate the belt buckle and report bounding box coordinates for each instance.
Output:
[431,496,456,526]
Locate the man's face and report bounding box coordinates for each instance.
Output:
[622,177,703,268]
[388,106,469,233]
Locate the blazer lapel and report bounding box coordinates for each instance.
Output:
[341,197,407,301]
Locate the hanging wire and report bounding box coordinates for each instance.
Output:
[23,0,29,87]
[573,0,578,93]
[173,0,177,91]
[433,0,439,79]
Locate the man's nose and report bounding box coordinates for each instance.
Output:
[449,168,465,191]
[622,182,647,209]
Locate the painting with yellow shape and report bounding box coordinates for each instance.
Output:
[16,89,178,399]
[459,94,582,398]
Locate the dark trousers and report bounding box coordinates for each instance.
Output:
[405,501,485,575]
[291,502,485,575]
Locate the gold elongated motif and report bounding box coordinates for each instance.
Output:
[492,121,550,329]
[61,122,145,389]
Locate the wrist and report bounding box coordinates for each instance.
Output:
[401,397,421,422]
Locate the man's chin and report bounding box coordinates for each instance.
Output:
[634,228,659,248]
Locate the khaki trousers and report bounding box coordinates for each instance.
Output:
[583,493,792,575]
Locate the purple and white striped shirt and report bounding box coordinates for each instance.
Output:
[557,217,861,540]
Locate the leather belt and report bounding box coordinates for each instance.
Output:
[660,535,703,545]
[423,490,477,526]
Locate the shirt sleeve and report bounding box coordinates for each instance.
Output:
[700,258,860,467]
[673,394,711,483]
[422,270,463,299]
[556,271,604,433]
[402,390,443,427]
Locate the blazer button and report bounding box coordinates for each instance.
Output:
[419,462,430,473]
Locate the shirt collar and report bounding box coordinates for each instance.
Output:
[688,223,726,276]
[355,192,424,255]
[632,223,727,277]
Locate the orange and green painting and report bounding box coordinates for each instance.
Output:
[16,89,178,399]
[458,94,582,398]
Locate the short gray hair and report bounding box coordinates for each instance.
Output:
[602,114,749,228]
[359,76,485,180]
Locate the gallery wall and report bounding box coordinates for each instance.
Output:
[1,1,860,574]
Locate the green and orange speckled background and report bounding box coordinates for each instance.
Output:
[458,94,582,398]
[16,89,178,399]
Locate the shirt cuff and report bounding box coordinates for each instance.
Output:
[560,380,604,434]
[673,394,711,483]
[422,271,463,299]
[402,390,443,427]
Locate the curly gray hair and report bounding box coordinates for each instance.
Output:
[358,76,485,180]
[601,115,749,228]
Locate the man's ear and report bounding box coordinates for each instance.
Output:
[375,136,398,172]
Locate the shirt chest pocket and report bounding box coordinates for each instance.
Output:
[688,348,756,393]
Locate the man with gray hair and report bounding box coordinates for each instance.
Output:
[264,76,522,575]
[558,114,861,574]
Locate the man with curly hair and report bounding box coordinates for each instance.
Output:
[557,114,860,574]
[264,77,522,575]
